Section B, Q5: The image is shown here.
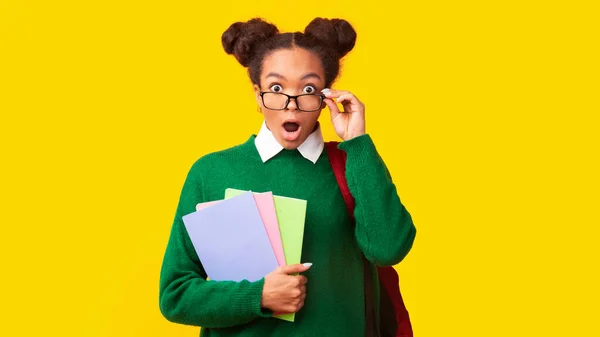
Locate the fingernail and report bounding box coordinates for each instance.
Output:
[303,263,313,268]
[321,88,330,95]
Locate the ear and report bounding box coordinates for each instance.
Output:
[253,84,262,104]
[253,84,264,114]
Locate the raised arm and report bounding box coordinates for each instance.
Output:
[339,135,416,266]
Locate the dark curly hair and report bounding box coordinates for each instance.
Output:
[221,17,357,88]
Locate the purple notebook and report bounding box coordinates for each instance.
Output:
[182,191,278,282]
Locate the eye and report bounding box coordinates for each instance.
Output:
[303,85,316,94]
[270,84,283,92]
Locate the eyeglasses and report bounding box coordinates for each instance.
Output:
[259,92,325,112]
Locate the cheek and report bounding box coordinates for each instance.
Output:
[262,108,279,119]
[262,109,282,129]
[300,112,321,129]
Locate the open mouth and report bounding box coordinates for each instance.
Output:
[283,122,299,132]
[282,121,301,141]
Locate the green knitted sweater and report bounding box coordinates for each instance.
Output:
[159,134,416,336]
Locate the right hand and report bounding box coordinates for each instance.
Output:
[260,263,312,313]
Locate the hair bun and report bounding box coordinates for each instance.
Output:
[221,18,279,67]
[304,18,357,58]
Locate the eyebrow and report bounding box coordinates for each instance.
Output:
[301,73,322,81]
[265,72,322,81]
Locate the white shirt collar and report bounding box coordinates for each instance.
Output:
[254,121,324,164]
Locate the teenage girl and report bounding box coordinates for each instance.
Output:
[159,17,416,337]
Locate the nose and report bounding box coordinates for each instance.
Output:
[286,97,298,111]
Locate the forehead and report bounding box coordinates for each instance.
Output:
[261,48,324,81]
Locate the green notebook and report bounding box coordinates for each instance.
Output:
[225,188,307,322]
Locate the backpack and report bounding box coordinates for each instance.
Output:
[325,141,414,337]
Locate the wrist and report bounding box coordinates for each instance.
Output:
[258,279,275,317]
[260,283,272,310]
[344,131,366,141]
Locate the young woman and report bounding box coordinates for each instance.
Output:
[159,17,416,337]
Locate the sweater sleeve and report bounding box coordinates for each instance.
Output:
[338,134,417,266]
[159,161,272,328]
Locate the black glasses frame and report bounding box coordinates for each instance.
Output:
[259,91,325,112]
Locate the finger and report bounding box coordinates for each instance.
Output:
[297,275,308,285]
[278,263,312,275]
[324,98,342,120]
[295,300,305,312]
[321,88,351,99]
[299,285,306,295]
[286,303,302,313]
[336,93,358,106]
[323,98,340,114]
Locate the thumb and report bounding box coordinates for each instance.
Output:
[277,263,313,275]
[324,98,341,120]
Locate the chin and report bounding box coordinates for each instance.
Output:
[281,140,301,150]
[277,135,304,150]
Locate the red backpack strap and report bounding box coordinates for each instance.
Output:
[325,142,356,221]
[325,141,378,337]
[325,141,413,337]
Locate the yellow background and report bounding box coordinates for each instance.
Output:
[1,0,599,336]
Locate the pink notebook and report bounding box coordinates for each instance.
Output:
[196,192,286,267]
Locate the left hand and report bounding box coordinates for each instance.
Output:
[322,89,366,141]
